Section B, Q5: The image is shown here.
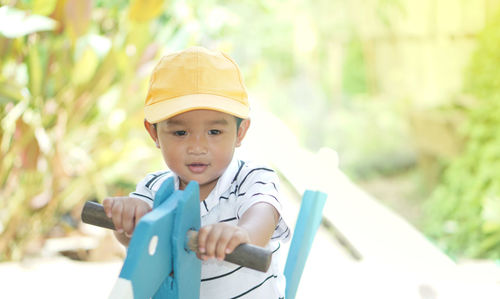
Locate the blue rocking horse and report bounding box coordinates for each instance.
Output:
[82,177,326,299]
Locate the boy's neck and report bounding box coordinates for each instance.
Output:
[179,177,219,202]
[199,181,218,202]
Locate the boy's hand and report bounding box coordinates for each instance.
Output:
[197,223,251,261]
[102,197,152,238]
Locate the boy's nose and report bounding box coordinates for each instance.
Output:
[187,135,208,155]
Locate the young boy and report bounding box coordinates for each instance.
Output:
[103,47,289,298]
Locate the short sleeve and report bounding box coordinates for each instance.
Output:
[129,171,170,208]
[236,169,290,242]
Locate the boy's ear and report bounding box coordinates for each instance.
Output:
[235,118,251,147]
[144,119,160,148]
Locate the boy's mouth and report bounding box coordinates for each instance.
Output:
[187,163,209,174]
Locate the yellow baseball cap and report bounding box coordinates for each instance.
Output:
[144,47,249,123]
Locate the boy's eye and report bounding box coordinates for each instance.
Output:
[208,129,221,135]
[173,130,187,136]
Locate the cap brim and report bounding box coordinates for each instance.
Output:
[144,94,249,123]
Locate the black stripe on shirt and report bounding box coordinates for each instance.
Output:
[248,193,279,203]
[254,181,278,191]
[219,188,238,201]
[145,171,169,188]
[236,182,278,198]
[203,200,209,212]
[131,192,153,201]
[150,172,171,189]
[231,160,245,183]
[219,217,237,223]
[200,266,243,282]
[236,193,280,218]
[230,274,278,299]
[145,173,160,188]
[272,227,290,240]
[237,168,274,193]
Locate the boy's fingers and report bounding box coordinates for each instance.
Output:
[128,203,152,237]
[135,204,151,221]
[195,250,203,260]
[197,225,214,256]
[111,200,124,233]
[205,226,224,258]
[225,230,249,255]
[197,224,251,260]
[103,198,114,218]
[215,228,233,260]
[122,205,136,235]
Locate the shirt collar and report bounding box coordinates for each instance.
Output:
[200,155,240,216]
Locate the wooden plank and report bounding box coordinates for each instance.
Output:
[284,190,327,299]
[117,177,179,299]
[156,180,201,298]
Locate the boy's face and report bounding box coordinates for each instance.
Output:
[145,110,250,193]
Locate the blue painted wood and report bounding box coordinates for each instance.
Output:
[119,177,178,298]
[171,181,201,298]
[153,176,175,209]
[284,190,327,299]
[113,177,325,299]
[117,177,201,299]
[153,181,201,298]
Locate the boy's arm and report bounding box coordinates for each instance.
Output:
[238,202,279,247]
[197,202,279,261]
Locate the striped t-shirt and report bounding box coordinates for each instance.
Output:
[130,156,290,298]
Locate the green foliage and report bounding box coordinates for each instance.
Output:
[341,37,368,96]
[423,14,500,259]
[0,1,173,260]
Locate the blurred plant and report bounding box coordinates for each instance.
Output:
[423,12,500,259]
[0,0,177,261]
[1,0,299,262]
[341,36,368,96]
[0,0,417,261]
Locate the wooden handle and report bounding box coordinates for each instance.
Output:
[81,201,272,272]
[81,201,116,230]
[185,230,272,273]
